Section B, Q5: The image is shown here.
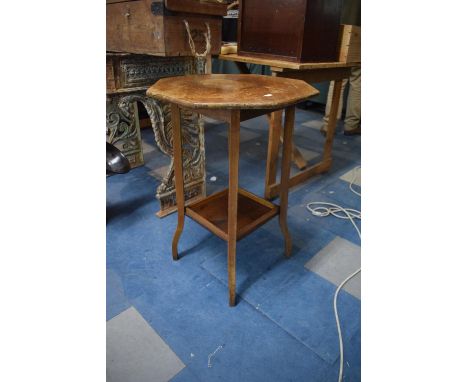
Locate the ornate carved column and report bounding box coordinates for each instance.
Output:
[106,53,206,217]
[106,95,144,167]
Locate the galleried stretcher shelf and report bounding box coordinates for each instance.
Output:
[186,188,279,241]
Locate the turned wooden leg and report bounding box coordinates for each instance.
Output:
[323,79,343,162]
[279,106,295,257]
[171,103,185,261]
[264,110,282,199]
[227,110,240,306]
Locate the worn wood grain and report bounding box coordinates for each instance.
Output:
[338,24,361,63]
[227,110,240,306]
[147,74,318,109]
[264,110,282,199]
[165,0,228,16]
[219,53,357,71]
[107,0,166,54]
[275,67,352,83]
[237,0,342,62]
[279,106,294,257]
[106,0,223,56]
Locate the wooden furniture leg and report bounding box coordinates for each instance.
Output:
[279,106,294,257]
[264,110,282,199]
[265,109,308,199]
[292,146,307,170]
[205,54,212,74]
[171,103,185,261]
[323,79,343,161]
[228,110,240,306]
[280,135,307,170]
[264,79,345,199]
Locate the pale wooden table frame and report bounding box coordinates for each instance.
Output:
[171,104,296,306]
[147,74,316,306]
[218,53,359,199]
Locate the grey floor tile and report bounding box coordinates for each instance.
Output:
[304,237,361,299]
[339,167,361,187]
[107,307,185,382]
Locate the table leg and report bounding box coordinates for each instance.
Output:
[265,108,308,199]
[323,79,343,161]
[264,79,345,198]
[280,136,308,170]
[228,110,240,306]
[264,110,282,199]
[279,106,294,257]
[171,103,185,261]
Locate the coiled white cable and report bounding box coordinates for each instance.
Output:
[306,166,361,382]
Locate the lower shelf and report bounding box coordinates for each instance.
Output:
[186,188,279,241]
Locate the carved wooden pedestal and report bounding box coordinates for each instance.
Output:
[106,53,206,217]
[106,94,144,168]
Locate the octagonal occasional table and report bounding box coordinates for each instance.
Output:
[147,74,318,306]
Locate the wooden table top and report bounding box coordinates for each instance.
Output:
[218,53,359,71]
[146,74,318,110]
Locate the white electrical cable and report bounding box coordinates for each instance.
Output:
[207,344,224,368]
[306,166,361,382]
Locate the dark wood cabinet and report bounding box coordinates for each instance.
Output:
[106,0,227,56]
[237,0,343,62]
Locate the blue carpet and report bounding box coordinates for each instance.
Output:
[107,107,361,381]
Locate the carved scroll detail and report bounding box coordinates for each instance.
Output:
[106,53,206,216]
[106,95,143,166]
[117,94,205,210]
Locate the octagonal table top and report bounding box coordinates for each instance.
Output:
[146,74,318,110]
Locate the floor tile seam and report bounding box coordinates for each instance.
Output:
[302,267,362,303]
[252,268,361,361]
[289,210,360,242]
[107,306,189,382]
[169,367,201,382]
[199,265,339,364]
[130,274,327,382]
[199,253,361,361]
[253,306,342,365]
